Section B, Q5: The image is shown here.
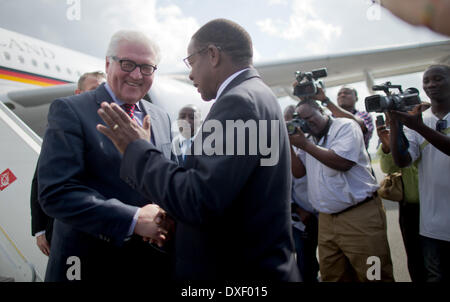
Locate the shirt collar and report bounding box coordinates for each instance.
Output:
[215,68,250,100]
[104,82,142,112]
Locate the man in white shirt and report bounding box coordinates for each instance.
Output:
[289,99,394,282]
[389,64,450,282]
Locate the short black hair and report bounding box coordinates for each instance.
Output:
[339,86,358,99]
[297,99,323,113]
[426,64,450,77]
[192,18,253,67]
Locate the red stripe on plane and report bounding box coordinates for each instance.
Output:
[0,67,71,85]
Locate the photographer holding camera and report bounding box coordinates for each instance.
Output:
[376,114,425,282]
[292,75,373,149]
[285,105,320,283]
[289,98,394,282]
[389,64,450,282]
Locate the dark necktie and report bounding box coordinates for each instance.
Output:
[122,103,136,120]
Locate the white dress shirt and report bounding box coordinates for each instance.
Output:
[297,117,379,214]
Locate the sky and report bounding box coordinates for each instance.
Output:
[0,0,448,153]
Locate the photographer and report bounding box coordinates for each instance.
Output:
[293,83,373,149]
[389,64,450,282]
[376,114,425,282]
[289,99,394,282]
[285,105,320,283]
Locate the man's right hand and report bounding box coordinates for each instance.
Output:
[36,234,50,256]
[134,204,173,247]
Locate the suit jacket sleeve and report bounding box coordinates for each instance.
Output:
[121,94,262,227]
[30,163,51,236]
[38,99,138,246]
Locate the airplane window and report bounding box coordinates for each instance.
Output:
[66,68,72,75]
[18,55,24,64]
[44,62,50,69]
[56,65,61,72]
[4,52,11,60]
[32,59,38,67]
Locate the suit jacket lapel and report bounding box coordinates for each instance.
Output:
[94,83,114,106]
[140,101,162,148]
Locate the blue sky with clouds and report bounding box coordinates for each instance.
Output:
[0,0,447,152]
[1,0,446,72]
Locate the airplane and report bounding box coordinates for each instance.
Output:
[0,26,449,281]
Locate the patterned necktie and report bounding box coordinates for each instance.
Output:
[122,103,136,119]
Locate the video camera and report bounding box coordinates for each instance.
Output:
[293,68,327,98]
[365,82,421,113]
[286,112,311,135]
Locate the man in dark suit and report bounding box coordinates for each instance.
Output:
[97,19,300,281]
[31,71,106,257]
[37,30,175,281]
[173,104,202,166]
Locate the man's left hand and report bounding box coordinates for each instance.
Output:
[389,102,431,131]
[97,102,151,154]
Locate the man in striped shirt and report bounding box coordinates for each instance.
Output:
[336,87,374,149]
[291,82,374,149]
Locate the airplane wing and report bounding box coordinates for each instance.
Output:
[171,39,450,97]
[0,84,76,136]
[2,39,450,137]
[3,83,76,108]
[256,39,450,97]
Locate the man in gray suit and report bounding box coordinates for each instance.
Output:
[38,30,175,281]
[97,19,300,281]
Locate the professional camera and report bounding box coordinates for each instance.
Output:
[365,82,421,113]
[293,68,327,98]
[286,113,311,135]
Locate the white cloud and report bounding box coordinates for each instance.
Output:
[100,0,199,72]
[256,0,341,53]
[267,0,289,5]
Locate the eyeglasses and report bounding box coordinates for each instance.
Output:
[183,45,222,69]
[110,56,157,76]
[436,119,447,133]
[183,47,208,69]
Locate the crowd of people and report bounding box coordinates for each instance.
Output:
[285,64,450,282]
[31,18,450,282]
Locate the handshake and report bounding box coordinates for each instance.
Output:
[133,204,175,247]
